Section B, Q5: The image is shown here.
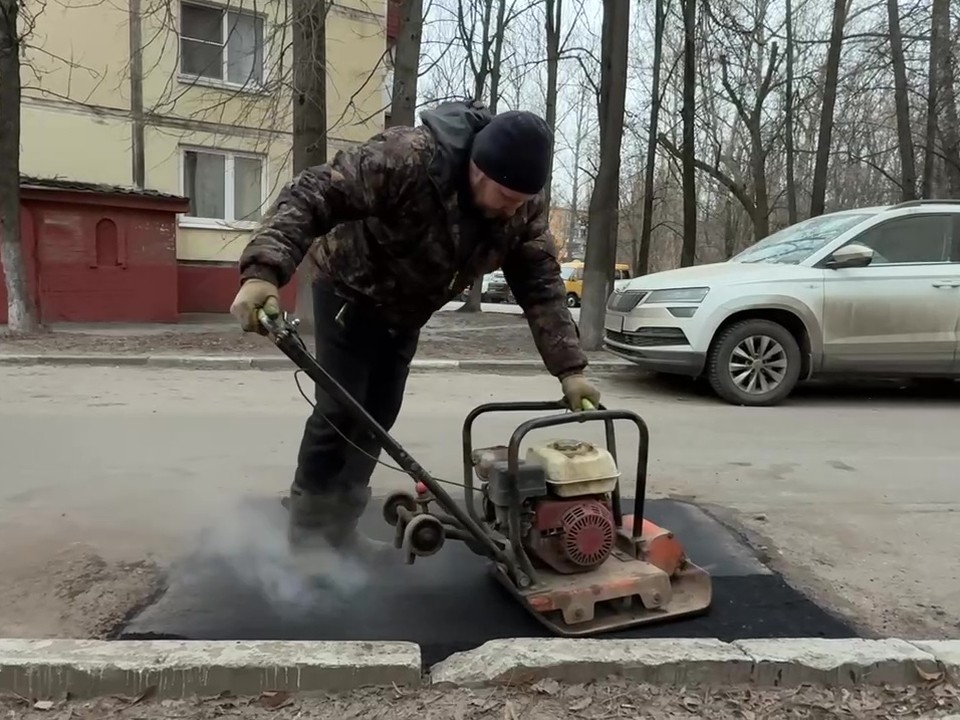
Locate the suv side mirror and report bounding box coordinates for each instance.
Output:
[825,243,874,269]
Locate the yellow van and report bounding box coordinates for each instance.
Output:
[560,261,632,307]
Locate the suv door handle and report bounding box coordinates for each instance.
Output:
[932,281,960,288]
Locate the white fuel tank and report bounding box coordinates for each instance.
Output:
[526,439,621,497]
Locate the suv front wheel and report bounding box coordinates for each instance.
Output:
[706,319,802,406]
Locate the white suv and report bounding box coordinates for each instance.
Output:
[603,200,960,406]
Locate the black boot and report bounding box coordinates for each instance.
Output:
[284,483,394,565]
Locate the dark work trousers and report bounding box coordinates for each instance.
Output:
[293,279,419,507]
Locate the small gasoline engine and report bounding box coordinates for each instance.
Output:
[474,439,621,575]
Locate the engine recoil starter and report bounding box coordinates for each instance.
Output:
[527,498,616,574]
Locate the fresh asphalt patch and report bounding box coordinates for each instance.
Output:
[119,497,857,665]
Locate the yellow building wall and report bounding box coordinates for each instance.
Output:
[19,0,132,112]
[137,0,388,140]
[20,107,133,186]
[19,0,389,264]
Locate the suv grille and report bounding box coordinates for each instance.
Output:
[605,327,688,347]
[607,290,647,312]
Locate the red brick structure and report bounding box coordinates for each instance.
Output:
[386,0,401,41]
[0,178,304,323]
[176,261,297,314]
[0,178,189,324]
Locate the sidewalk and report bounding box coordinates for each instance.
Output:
[0,308,626,371]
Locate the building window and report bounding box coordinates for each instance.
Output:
[182,148,265,226]
[180,1,265,87]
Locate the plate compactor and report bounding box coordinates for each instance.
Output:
[259,309,712,637]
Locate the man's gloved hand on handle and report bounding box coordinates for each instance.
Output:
[230,279,281,334]
[561,373,601,411]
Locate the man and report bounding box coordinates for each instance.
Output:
[229,99,600,563]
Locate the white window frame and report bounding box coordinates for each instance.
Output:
[178,146,269,230]
[177,0,270,93]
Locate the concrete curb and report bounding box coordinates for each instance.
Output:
[0,639,422,700]
[0,638,957,701]
[0,354,636,374]
[428,638,960,689]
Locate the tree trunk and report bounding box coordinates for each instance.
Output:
[809,0,847,217]
[566,82,589,261]
[543,0,562,212]
[580,0,630,351]
[932,0,960,195]
[387,0,423,128]
[722,196,736,259]
[291,0,327,333]
[784,0,797,224]
[887,0,917,201]
[487,0,507,113]
[749,44,779,240]
[679,0,697,266]
[459,0,506,314]
[0,0,38,332]
[749,122,771,239]
[637,0,664,276]
[922,0,942,198]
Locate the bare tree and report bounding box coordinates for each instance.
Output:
[543,0,563,211]
[388,0,426,127]
[809,0,848,217]
[678,0,697,266]
[784,0,798,223]
[564,80,593,260]
[0,0,38,332]
[658,0,782,245]
[636,0,666,276]
[580,0,630,351]
[886,0,917,200]
[717,44,782,240]
[931,0,960,194]
[922,0,943,197]
[290,0,329,332]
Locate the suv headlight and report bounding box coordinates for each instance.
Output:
[645,287,709,304]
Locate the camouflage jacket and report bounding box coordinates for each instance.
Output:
[238,100,588,378]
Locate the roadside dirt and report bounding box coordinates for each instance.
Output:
[3,680,958,719]
[0,312,613,362]
[0,542,163,639]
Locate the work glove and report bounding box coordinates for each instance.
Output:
[229,279,281,334]
[561,373,601,411]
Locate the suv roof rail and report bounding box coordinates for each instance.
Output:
[891,199,960,209]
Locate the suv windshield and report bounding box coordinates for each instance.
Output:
[732,213,875,265]
[560,266,578,280]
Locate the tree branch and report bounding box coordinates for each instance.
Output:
[657,133,757,215]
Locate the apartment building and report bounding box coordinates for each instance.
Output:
[5,0,394,321]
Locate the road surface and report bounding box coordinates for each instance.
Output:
[0,364,957,640]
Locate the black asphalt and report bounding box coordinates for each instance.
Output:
[119,497,857,665]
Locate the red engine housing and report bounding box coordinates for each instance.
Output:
[525,497,616,574]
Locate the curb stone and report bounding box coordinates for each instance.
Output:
[0,354,636,374]
[428,638,959,689]
[914,641,960,680]
[1,638,958,700]
[0,354,150,367]
[429,638,754,687]
[733,638,941,687]
[0,639,422,700]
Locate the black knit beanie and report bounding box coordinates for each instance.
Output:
[470,110,553,195]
